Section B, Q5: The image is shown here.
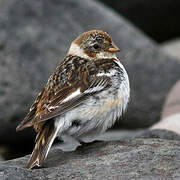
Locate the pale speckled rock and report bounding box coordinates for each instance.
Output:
[1,0,180,146]
[151,114,180,135]
[1,136,180,179]
[162,39,180,60]
[161,80,180,119]
[151,80,180,135]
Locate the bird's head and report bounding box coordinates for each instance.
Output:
[68,30,120,59]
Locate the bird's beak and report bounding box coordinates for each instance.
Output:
[108,42,120,53]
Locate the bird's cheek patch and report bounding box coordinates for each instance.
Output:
[83,49,97,58]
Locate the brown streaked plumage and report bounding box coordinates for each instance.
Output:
[74,30,112,47]
[16,30,129,169]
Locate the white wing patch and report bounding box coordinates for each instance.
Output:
[48,106,59,110]
[62,88,81,103]
[84,85,104,94]
[97,69,116,77]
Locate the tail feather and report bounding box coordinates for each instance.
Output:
[27,122,58,169]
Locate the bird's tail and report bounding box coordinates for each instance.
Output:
[27,121,58,169]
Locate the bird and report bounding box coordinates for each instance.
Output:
[16,30,130,169]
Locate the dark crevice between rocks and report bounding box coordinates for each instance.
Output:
[98,0,180,43]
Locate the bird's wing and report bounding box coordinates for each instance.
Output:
[34,76,110,123]
[16,56,117,131]
[16,89,45,131]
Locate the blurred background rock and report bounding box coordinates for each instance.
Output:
[0,0,180,162]
[99,0,180,43]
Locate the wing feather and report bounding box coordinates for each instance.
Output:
[33,76,110,123]
[16,56,118,131]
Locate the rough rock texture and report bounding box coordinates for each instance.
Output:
[1,134,180,179]
[1,0,180,146]
[98,0,180,42]
[97,129,180,142]
[136,129,180,141]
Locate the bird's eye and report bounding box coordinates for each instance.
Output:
[93,44,99,49]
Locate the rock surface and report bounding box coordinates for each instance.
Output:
[1,0,180,146]
[162,80,180,119]
[97,129,180,141]
[136,129,180,141]
[1,132,180,179]
[50,129,180,152]
[0,156,3,162]
[162,39,180,60]
[151,80,180,135]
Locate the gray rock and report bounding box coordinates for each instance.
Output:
[55,129,180,152]
[0,156,3,162]
[97,129,180,142]
[136,129,180,141]
[1,0,180,147]
[162,39,180,60]
[1,137,180,179]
